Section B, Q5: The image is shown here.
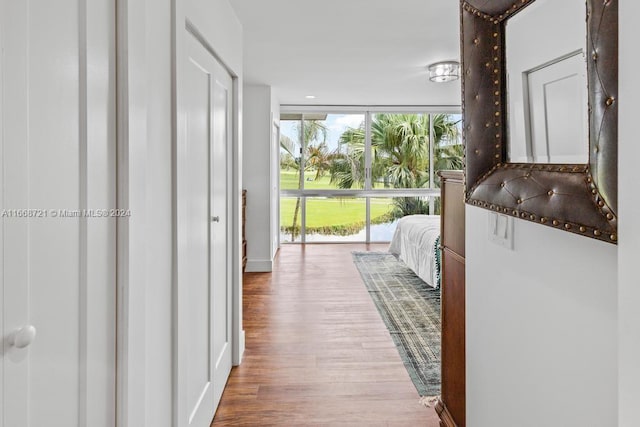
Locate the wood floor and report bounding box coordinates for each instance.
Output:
[212,244,440,426]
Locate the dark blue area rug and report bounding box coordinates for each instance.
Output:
[352,251,441,396]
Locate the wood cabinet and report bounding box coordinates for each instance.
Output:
[436,170,466,427]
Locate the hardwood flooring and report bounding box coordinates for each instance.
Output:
[212,244,440,426]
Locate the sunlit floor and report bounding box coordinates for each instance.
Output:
[212,243,439,426]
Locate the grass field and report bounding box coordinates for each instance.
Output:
[280,170,338,190]
[280,170,387,190]
[280,197,393,227]
[280,169,399,236]
[280,170,392,232]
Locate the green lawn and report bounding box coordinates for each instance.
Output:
[280,170,339,190]
[280,197,393,228]
[280,169,386,190]
[279,169,396,235]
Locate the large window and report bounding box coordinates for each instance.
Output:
[279,110,462,243]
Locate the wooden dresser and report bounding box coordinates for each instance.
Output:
[436,170,466,427]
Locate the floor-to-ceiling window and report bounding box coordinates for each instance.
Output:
[279,108,462,243]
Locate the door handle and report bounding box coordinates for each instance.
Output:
[212,216,220,222]
[10,325,37,349]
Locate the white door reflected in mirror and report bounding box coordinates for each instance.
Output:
[506,0,588,164]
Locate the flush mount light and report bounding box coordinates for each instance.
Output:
[427,61,460,83]
[305,95,316,99]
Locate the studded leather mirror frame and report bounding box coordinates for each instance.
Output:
[461,0,618,244]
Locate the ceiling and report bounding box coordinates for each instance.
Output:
[228,0,462,106]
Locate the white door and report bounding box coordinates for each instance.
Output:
[525,51,588,164]
[177,31,233,426]
[0,1,116,426]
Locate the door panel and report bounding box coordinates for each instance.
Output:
[0,1,116,426]
[185,58,213,418]
[211,75,232,407]
[178,31,233,427]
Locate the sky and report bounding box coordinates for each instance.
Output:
[281,114,365,154]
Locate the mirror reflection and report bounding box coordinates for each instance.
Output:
[506,0,588,164]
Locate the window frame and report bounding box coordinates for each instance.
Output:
[279,105,462,243]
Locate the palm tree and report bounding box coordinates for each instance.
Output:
[329,125,366,189]
[370,113,431,189]
[280,119,329,240]
[433,143,464,186]
[279,134,299,171]
[432,114,463,187]
[330,114,460,189]
[329,113,462,216]
[306,142,337,180]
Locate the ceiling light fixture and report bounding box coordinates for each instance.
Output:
[427,61,460,83]
[305,95,316,99]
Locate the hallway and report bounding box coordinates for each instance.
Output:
[212,244,439,426]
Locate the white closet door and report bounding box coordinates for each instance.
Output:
[176,30,233,427]
[0,1,116,426]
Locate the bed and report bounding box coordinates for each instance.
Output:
[388,214,441,288]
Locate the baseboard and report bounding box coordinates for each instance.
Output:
[435,398,458,427]
[233,329,245,366]
[245,259,273,272]
[239,330,245,364]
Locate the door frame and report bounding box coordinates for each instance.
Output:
[271,120,281,254]
[115,0,149,425]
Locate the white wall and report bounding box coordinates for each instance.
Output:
[466,207,618,426]
[186,0,243,74]
[465,5,640,426]
[243,84,279,272]
[618,1,640,425]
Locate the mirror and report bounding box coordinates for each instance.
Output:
[461,0,618,243]
[506,0,588,164]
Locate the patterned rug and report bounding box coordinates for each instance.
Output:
[352,251,441,396]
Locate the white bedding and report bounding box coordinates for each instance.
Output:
[388,214,440,288]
